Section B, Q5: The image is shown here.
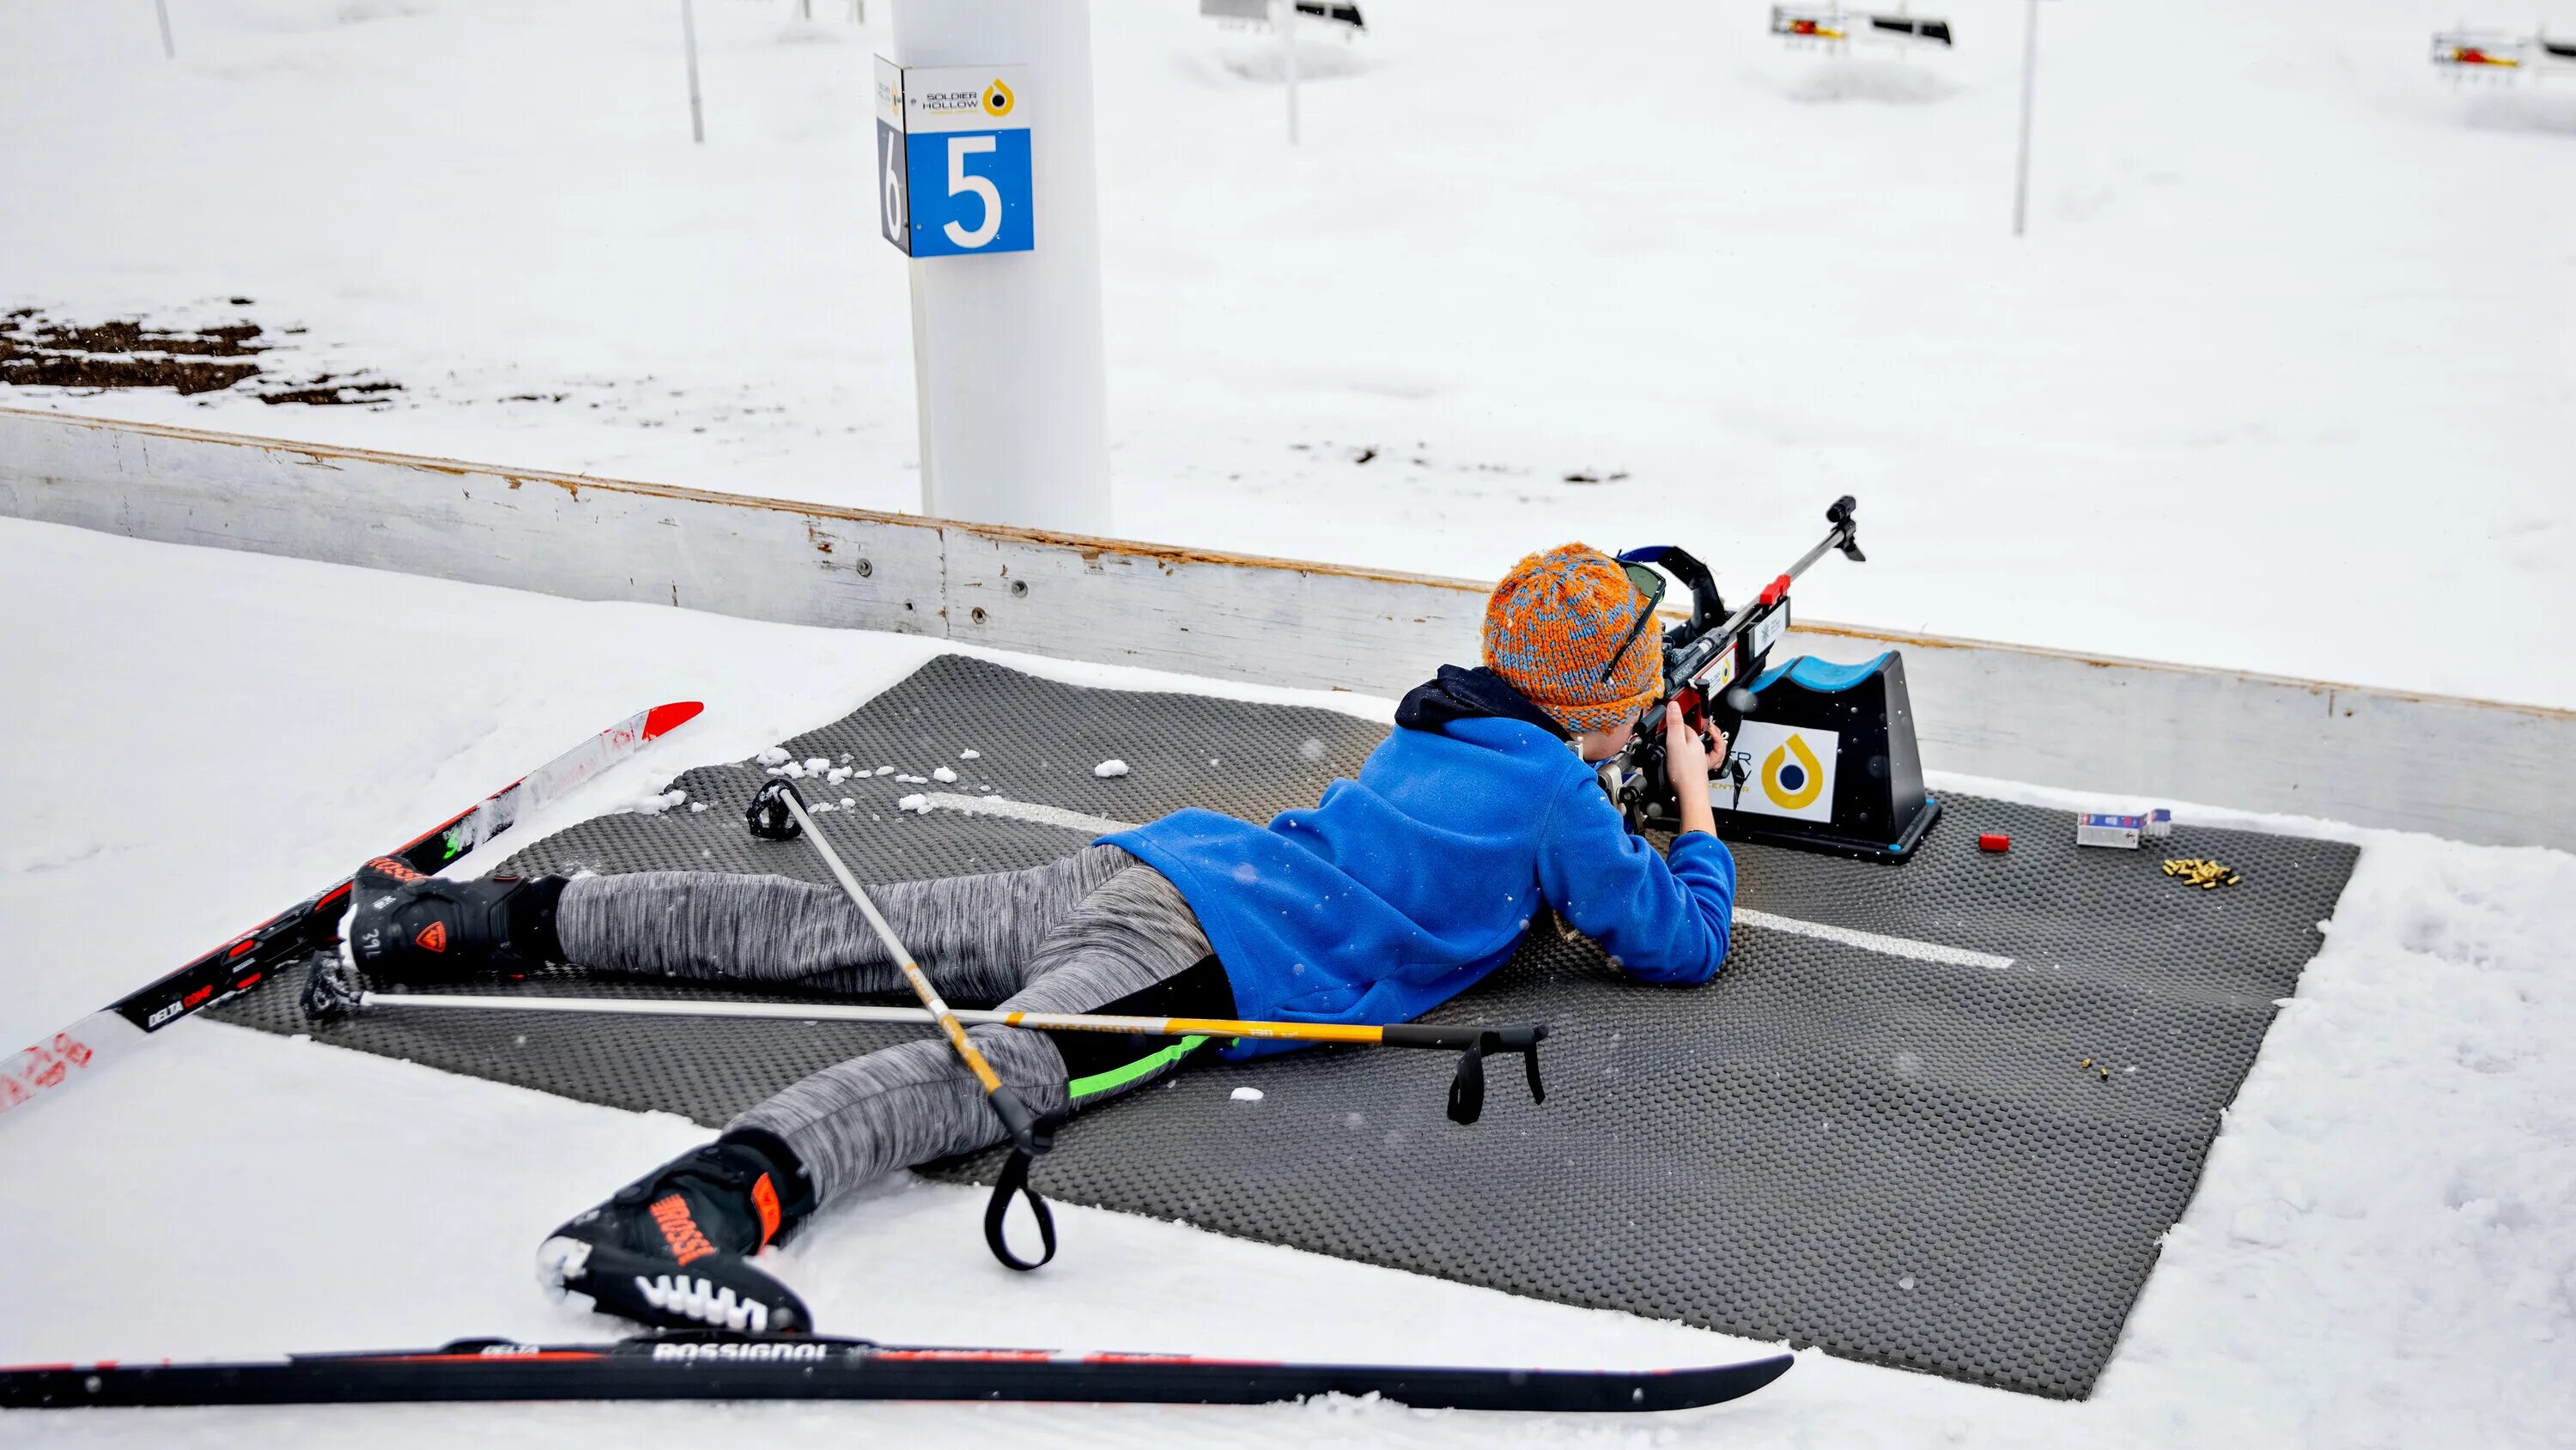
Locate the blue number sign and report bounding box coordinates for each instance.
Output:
[873,61,1034,258]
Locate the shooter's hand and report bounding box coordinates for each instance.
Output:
[1662,701,1710,793]
[1662,702,1722,839]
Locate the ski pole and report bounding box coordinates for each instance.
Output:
[744,777,1068,1268]
[743,780,1049,1153]
[302,982,1549,1125]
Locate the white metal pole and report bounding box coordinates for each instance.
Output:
[2012,0,2038,236]
[682,0,706,144]
[890,0,1112,534]
[1279,0,1300,145]
[154,0,174,59]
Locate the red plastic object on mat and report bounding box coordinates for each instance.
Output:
[1978,833,2011,852]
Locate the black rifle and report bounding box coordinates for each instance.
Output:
[1601,495,1867,832]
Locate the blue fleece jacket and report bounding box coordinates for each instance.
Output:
[1100,715,1737,1060]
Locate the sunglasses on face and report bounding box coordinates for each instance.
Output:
[1595,562,1668,685]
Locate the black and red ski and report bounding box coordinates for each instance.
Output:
[0,1330,1795,1413]
[0,702,704,1122]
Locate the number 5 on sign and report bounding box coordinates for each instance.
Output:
[873,59,1034,258]
[939,136,1004,249]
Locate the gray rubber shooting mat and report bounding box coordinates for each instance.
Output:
[211,654,2360,1398]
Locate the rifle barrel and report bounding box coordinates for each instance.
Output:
[1708,520,1850,643]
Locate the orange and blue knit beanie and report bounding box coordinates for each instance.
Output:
[1483,543,1663,735]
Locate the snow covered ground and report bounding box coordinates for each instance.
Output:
[3,517,2572,1447]
[3,0,2573,707]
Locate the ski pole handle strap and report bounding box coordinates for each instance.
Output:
[1449,1041,1489,1125]
[983,1151,1058,1271]
[1393,1025,1549,1126]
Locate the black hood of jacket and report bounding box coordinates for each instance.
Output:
[1392,664,1571,742]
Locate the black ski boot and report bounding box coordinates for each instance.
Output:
[337,857,568,982]
[538,1139,816,1336]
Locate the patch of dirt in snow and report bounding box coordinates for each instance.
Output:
[1288,439,1616,496]
[0,306,402,406]
[0,309,264,394]
[253,373,404,407]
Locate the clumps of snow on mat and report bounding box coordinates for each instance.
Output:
[1095,759,1130,779]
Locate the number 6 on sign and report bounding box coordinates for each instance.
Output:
[873,58,1035,258]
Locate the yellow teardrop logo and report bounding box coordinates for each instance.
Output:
[1761,734,1826,811]
[981,79,1016,118]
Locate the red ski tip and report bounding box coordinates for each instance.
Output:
[641,702,705,739]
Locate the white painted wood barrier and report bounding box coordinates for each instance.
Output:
[4,405,2569,851]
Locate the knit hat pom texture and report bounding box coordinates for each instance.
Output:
[1482,543,1662,736]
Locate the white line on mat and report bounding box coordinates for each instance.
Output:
[924,792,1135,838]
[1734,909,2013,971]
[923,792,2014,971]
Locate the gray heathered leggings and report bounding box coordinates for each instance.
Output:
[556,845,1212,1204]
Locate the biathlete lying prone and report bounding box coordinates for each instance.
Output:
[343,542,1738,1332]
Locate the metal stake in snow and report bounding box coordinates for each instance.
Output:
[1276,0,1300,144]
[681,0,706,144]
[2011,0,2041,236]
[154,0,174,59]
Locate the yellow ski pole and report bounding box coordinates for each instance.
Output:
[747,777,1082,1268]
[746,780,1048,1152]
[324,989,1551,1125]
